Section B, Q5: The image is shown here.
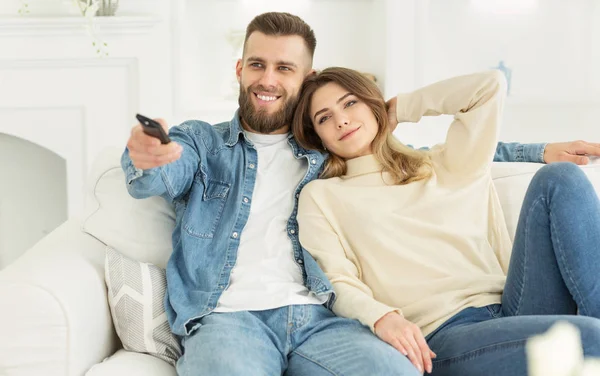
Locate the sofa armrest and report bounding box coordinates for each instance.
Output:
[0,219,119,376]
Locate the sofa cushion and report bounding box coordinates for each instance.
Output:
[491,162,600,241]
[105,246,181,366]
[85,349,176,376]
[82,147,176,269]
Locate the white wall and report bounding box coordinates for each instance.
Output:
[394,0,600,147]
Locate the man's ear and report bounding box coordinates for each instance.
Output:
[235,59,243,84]
[306,69,318,78]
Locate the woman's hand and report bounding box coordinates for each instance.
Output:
[374,312,437,374]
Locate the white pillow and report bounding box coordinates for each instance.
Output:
[82,147,176,269]
[104,246,181,366]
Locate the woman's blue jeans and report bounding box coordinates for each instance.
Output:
[427,163,600,375]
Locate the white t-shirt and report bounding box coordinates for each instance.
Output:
[214,131,327,312]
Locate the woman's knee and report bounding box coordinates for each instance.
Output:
[533,162,588,189]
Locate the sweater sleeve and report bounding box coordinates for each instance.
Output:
[395,70,507,177]
[298,183,402,332]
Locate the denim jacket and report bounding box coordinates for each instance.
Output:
[121,112,332,337]
[121,111,546,337]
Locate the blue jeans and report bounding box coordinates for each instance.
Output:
[427,163,600,375]
[176,303,419,375]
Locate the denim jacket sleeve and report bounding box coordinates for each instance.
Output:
[492,142,547,163]
[410,141,548,163]
[121,124,201,202]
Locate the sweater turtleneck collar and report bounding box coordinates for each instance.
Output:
[344,154,383,178]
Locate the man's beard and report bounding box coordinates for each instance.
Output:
[238,85,299,134]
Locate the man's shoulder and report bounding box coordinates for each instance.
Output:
[172,118,238,148]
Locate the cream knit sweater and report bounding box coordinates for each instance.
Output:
[298,71,513,336]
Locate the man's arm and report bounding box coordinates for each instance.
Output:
[122,118,198,202]
[492,142,546,163]
[407,142,545,163]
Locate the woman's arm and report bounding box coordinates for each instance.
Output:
[393,70,507,176]
[298,184,401,331]
[298,184,436,373]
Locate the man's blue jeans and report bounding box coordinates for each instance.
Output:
[427,163,600,375]
[177,303,419,375]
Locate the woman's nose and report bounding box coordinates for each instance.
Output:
[337,118,349,129]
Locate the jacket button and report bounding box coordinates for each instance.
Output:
[311,159,316,164]
[297,259,304,264]
[232,232,239,239]
[289,229,296,235]
[249,163,255,169]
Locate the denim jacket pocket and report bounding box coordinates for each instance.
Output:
[183,178,230,239]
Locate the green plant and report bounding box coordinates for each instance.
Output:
[73,0,110,57]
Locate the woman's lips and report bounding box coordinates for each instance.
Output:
[339,126,360,141]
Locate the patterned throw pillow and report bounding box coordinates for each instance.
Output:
[104,246,181,365]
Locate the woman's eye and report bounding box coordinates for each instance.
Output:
[345,100,357,108]
[318,115,330,125]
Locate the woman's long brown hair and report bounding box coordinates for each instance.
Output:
[292,67,432,185]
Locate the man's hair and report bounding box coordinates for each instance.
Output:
[244,12,316,60]
[292,67,433,184]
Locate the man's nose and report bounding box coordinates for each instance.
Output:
[257,68,277,90]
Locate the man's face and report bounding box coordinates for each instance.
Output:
[236,32,313,134]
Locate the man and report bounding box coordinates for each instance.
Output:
[123,12,600,376]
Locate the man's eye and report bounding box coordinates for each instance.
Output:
[345,100,357,108]
[279,66,291,71]
[250,63,263,68]
[318,116,330,125]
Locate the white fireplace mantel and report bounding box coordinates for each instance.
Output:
[0,15,161,36]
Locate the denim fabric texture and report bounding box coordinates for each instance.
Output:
[177,304,419,376]
[121,112,333,337]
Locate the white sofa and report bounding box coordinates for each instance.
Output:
[0,147,599,376]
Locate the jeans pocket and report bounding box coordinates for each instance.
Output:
[485,304,503,318]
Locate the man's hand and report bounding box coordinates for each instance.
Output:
[127,118,182,170]
[374,312,436,374]
[544,141,600,165]
[386,97,398,131]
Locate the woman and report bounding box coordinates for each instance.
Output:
[292,67,600,375]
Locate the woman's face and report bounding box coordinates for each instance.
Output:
[310,82,379,160]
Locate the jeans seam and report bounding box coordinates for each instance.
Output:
[291,350,341,376]
[285,306,293,355]
[432,339,526,367]
[550,210,588,315]
[291,305,313,335]
[513,197,546,315]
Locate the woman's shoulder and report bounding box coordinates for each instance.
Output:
[301,176,341,199]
